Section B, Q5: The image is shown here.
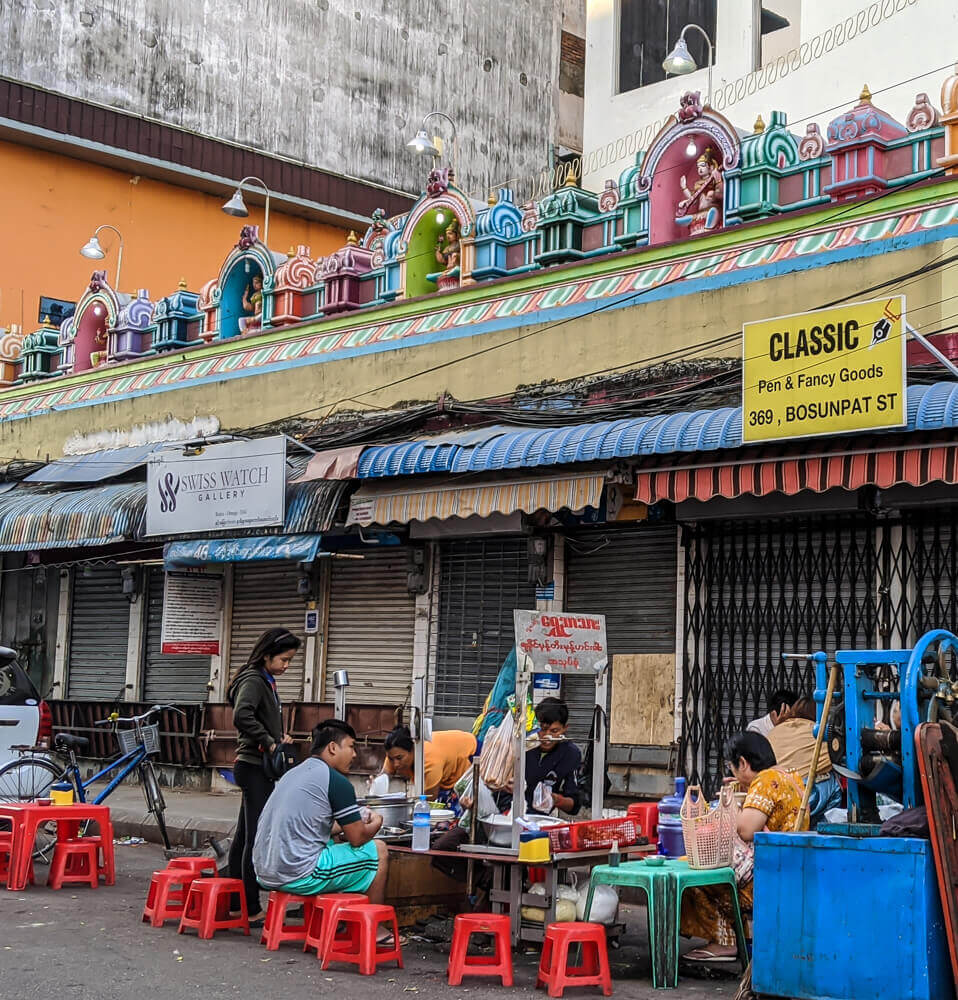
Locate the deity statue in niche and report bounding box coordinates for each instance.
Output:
[676,146,724,235]
[239,273,264,332]
[433,220,461,290]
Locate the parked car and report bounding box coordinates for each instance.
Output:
[0,646,52,768]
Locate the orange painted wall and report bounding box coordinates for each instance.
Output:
[0,140,348,332]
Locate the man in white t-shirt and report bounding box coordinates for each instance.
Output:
[747,688,798,737]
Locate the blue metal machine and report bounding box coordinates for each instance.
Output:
[751,630,958,999]
[814,629,958,819]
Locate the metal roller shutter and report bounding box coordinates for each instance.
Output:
[67,565,130,700]
[228,562,307,701]
[143,567,211,704]
[564,526,678,739]
[434,538,537,721]
[324,550,416,707]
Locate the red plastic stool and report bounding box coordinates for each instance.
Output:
[0,839,34,887]
[536,922,613,998]
[168,857,218,878]
[447,912,514,986]
[321,903,403,975]
[48,838,99,890]
[626,802,658,841]
[304,892,369,957]
[260,891,316,950]
[178,877,250,939]
[142,868,198,927]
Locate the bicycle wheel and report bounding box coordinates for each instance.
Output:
[139,762,172,852]
[0,756,66,861]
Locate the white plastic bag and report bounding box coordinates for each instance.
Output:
[576,884,619,924]
[533,779,555,814]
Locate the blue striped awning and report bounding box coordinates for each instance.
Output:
[0,483,146,550]
[355,382,958,479]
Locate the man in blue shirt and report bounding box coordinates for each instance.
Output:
[253,719,389,901]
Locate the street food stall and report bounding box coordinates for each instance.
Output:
[381,607,654,943]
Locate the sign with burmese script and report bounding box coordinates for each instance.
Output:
[514,609,608,676]
[742,296,906,443]
[161,572,222,655]
[146,436,286,536]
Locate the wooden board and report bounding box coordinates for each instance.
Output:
[609,653,675,746]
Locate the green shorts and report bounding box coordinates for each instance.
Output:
[273,840,379,896]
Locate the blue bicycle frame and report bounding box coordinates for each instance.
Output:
[66,742,149,804]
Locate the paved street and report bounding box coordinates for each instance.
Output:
[1,843,738,1000]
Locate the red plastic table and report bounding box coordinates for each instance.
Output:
[0,802,114,891]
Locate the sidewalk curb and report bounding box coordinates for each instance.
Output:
[111,805,236,850]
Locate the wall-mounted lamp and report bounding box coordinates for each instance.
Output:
[663,23,714,106]
[79,224,125,288]
[222,176,272,247]
[333,669,350,720]
[406,111,459,176]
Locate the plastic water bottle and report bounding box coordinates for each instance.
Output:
[412,795,431,852]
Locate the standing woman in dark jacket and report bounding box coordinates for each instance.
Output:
[227,627,301,921]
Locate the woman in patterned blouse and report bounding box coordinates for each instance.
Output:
[681,731,808,963]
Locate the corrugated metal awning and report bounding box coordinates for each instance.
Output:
[25,444,164,483]
[164,534,323,567]
[635,441,958,504]
[354,382,958,479]
[347,473,605,526]
[0,483,146,550]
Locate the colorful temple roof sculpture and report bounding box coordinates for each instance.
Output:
[5,67,958,396]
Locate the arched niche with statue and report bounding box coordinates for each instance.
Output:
[397,168,476,298]
[619,92,740,248]
[58,271,121,374]
[197,226,284,340]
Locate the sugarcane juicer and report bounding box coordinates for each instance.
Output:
[815,628,958,820]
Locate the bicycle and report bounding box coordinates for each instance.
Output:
[0,703,182,859]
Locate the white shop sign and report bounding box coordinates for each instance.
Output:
[513,609,608,676]
[160,572,223,655]
[146,436,286,536]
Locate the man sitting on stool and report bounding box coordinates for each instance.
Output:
[253,719,389,902]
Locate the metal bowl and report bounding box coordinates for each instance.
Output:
[359,795,413,828]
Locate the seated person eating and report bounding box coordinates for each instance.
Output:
[253,719,389,903]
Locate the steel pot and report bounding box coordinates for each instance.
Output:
[360,795,413,828]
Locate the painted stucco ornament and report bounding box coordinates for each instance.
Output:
[426,167,450,198]
[677,91,704,123]
[236,225,258,251]
[88,270,109,292]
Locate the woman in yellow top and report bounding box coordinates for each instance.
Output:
[682,730,808,963]
[382,726,477,799]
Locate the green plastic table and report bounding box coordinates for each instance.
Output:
[584,858,747,989]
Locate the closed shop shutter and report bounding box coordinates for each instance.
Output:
[324,550,416,707]
[564,526,678,740]
[228,562,307,701]
[67,565,130,700]
[434,538,537,721]
[143,567,211,704]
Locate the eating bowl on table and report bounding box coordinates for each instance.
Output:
[644,854,666,866]
[36,798,52,806]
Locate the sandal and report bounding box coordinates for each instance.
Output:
[684,947,737,963]
[377,929,409,947]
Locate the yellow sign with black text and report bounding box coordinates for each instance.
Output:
[742,296,906,443]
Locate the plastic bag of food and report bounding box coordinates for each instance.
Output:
[479,713,516,791]
[532,779,555,814]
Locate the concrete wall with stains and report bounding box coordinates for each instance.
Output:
[0,0,565,199]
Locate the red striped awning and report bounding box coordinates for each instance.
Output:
[634,443,958,504]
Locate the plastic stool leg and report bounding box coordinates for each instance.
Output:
[547,935,571,999]
[647,877,680,990]
[447,926,471,985]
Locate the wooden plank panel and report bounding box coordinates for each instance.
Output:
[609,653,675,746]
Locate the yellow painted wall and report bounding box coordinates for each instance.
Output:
[0,141,347,332]
[3,239,952,461]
